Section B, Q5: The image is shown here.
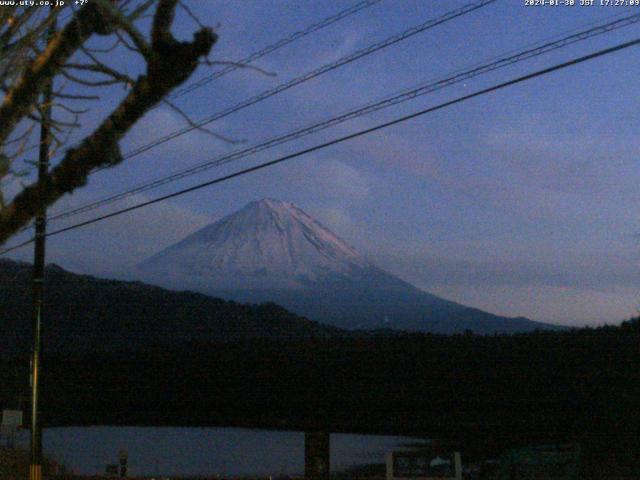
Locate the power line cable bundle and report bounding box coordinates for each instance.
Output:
[7,0,496,235]
[119,0,497,161]
[14,0,381,169]
[168,0,384,101]
[50,11,640,222]
[2,35,638,256]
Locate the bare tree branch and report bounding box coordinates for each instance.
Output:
[163,98,243,144]
[0,3,107,146]
[0,0,217,244]
[94,0,153,59]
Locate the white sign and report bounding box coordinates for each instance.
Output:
[386,451,462,480]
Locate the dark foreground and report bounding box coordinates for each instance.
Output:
[1,319,639,478]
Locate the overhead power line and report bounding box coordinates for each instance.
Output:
[1,35,637,256]
[5,0,384,228]
[116,0,497,162]
[168,0,384,101]
[14,1,381,168]
[49,11,640,222]
[13,0,492,225]
[1,237,33,255]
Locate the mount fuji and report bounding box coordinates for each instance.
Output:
[137,199,558,334]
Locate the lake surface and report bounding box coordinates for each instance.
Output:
[14,427,413,477]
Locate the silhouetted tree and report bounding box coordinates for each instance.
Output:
[0,0,217,244]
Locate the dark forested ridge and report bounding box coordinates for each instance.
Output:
[1,259,638,475]
[0,259,341,355]
[0,258,557,357]
[1,319,639,475]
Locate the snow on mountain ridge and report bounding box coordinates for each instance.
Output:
[136,198,555,333]
[138,198,369,289]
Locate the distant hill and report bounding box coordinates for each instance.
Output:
[0,259,341,356]
[138,198,562,334]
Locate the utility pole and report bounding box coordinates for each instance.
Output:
[304,431,330,480]
[30,10,55,480]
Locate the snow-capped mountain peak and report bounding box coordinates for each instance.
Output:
[137,198,555,334]
[138,198,369,289]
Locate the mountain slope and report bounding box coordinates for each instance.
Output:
[138,199,559,334]
[0,259,341,356]
[138,198,369,290]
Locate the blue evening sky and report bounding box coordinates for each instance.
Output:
[7,0,640,326]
